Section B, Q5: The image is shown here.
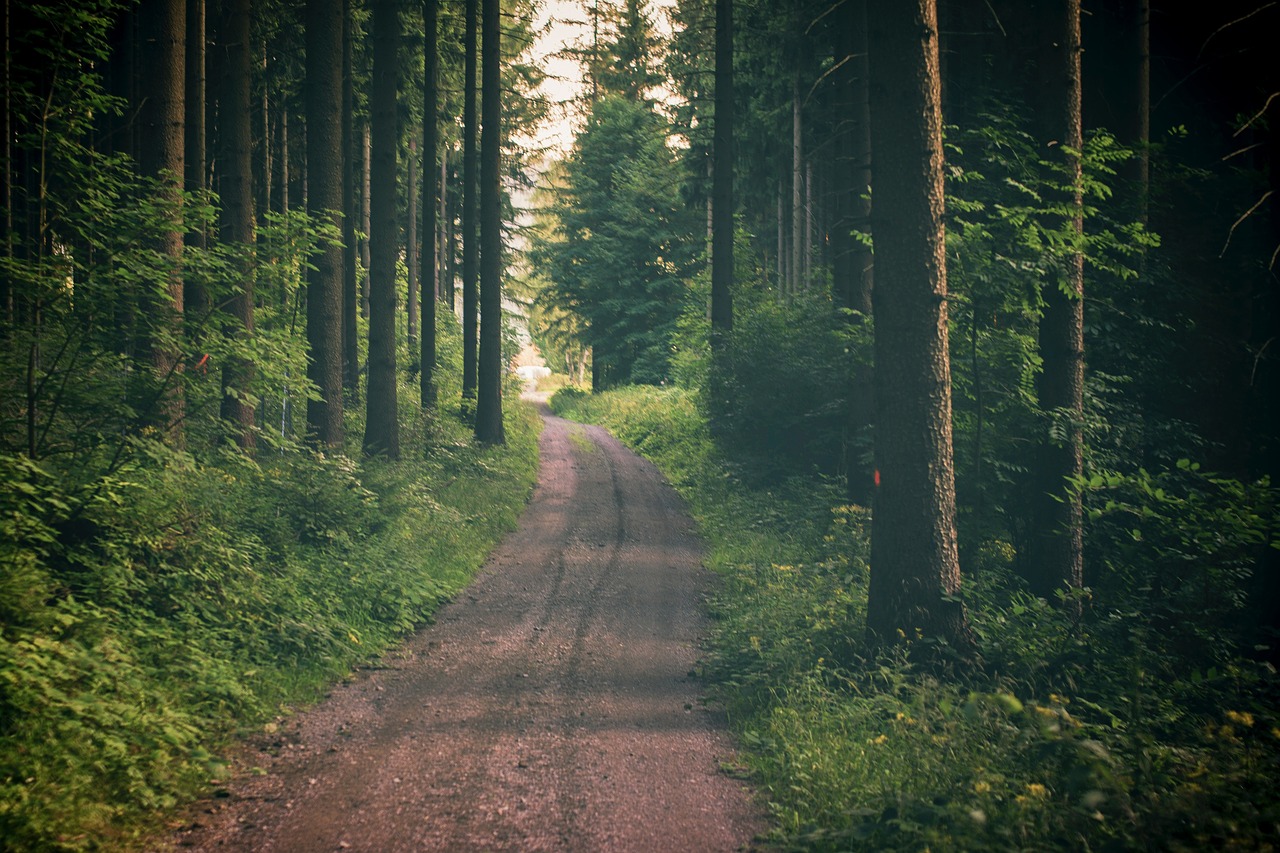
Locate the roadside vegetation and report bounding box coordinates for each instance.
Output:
[0,343,541,851]
[553,385,1280,851]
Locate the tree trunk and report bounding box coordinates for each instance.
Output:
[1028,0,1085,601]
[360,120,371,319]
[442,150,453,306]
[865,0,968,648]
[461,0,479,415]
[421,0,439,409]
[833,0,875,504]
[444,152,456,306]
[776,181,784,295]
[709,0,733,336]
[791,78,803,297]
[256,40,270,223]
[1121,0,1150,226]
[804,158,813,289]
[342,0,359,394]
[363,0,400,457]
[138,0,187,447]
[305,0,345,448]
[407,135,419,351]
[278,108,288,217]
[184,0,207,318]
[218,0,255,450]
[473,0,504,445]
[2,0,10,330]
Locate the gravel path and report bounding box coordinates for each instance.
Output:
[166,407,763,852]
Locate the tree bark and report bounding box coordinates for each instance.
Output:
[360,120,372,319]
[865,0,968,648]
[407,134,419,351]
[184,0,207,317]
[363,0,400,458]
[833,0,875,504]
[709,0,733,336]
[305,0,345,448]
[790,78,803,297]
[1028,0,1085,601]
[218,0,255,450]
[473,0,504,445]
[421,0,439,409]
[138,0,187,446]
[341,0,359,394]
[461,0,479,414]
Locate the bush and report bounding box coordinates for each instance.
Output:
[704,294,853,483]
[0,402,541,850]
[561,385,1280,852]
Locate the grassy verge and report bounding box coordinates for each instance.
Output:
[0,401,541,851]
[553,385,1280,851]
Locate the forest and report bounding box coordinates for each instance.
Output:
[2,0,1279,848]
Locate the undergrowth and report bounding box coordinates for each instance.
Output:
[0,400,541,851]
[553,385,1280,851]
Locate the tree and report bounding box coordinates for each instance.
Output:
[537,94,696,390]
[216,0,255,449]
[137,0,187,445]
[593,0,663,101]
[534,0,696,391]
[305,0,345,449]
[1028,0,1085,600]
[473,0,503,444]
[709,0,733,337]
[461,0,478,414]
[832,0,875,503]
[184,0,207,310]
[341,0,359,394]
[864,0,968,648]
[363,0,400,458]
[421,0,439,409]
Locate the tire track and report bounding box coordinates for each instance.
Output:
[166,409,762,852]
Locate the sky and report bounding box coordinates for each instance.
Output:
[529,0,592,153]
[527,0,676,155]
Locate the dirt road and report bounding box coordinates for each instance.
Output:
[168,408,763,852]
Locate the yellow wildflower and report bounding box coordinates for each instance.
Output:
[1026,783,1048,798]
[1225,710,1255,728]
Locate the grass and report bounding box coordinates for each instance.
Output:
[0,397,542,851]
[552,384,1280,852]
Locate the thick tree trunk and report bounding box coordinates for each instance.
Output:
[461,0,479,415]
[473,0,504,445]
[421,0,439,409]
[865,0,968,648]
[138,0,187,447]
[709,0,733,336]
[363,0,400,457]
[1029,0,1085,601]
[305,0,345,448]
[218,0,255,449]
